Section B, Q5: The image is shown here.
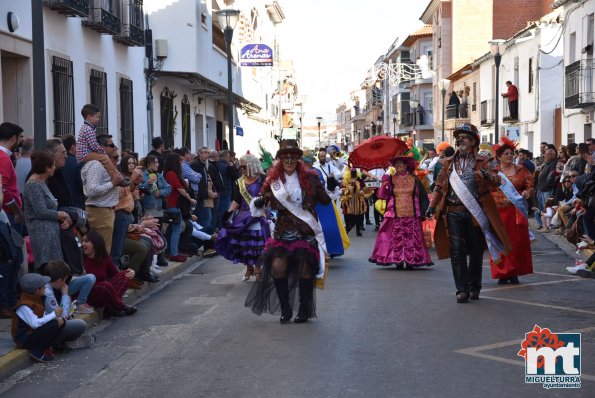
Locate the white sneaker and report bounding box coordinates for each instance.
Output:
[151,265,163,274]
[577,241,589,249]
[566,263,587,274]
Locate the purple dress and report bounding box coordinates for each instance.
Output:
[216,176,271,265]
[369,173,433,267]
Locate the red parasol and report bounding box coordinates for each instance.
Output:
[348,135,409,170]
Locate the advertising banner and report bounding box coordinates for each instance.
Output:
[240,44,273,67]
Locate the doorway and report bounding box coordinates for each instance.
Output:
[194,114,204,150]
[1,51,32,134]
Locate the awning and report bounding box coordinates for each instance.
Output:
[154,71,262,114]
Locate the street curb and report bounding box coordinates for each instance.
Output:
[0,256,204,382]
[528,219,578,259]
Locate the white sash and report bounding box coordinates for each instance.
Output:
[449,168,505,262]
[497,171,528,220]
[270,177,327,278]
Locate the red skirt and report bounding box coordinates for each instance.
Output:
[86,271,129,312]
[489,205,533,279]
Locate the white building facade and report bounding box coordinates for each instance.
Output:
[1,1,146,153]
[146,0,289,156]
[477,13,563,152]
[555,0,595,144]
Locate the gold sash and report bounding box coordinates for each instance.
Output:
[238,177,254,205]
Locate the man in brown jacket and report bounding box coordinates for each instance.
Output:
[426,124,511,303]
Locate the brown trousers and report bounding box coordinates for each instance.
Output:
[86,206,115,253]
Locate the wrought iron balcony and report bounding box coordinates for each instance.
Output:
[502,97,518,122]
[114,0,144,46]
[480,100,494,126]
[565,59,595,109]
[83,0,121,35]
[446,103,470,120]
[400,112,413,127]
[44,0,89,17]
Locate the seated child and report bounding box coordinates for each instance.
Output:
[76,103,128,187]
[540,197,557,232]
[12,273,64,363]
[44,260,94,349]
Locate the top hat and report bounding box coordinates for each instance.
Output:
[276,139,303,159]
[453,123,480,146]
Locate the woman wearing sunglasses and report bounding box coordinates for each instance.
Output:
[246,140,331,324]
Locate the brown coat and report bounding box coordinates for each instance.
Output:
[429,154,512,260]
[262,173,331,239]
[11,292,45,348]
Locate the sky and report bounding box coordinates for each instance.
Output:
[276,0,430,125]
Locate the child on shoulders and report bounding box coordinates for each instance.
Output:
[76,103,128,187]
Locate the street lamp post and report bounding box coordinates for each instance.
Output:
[316,116,323,148]
[410,99,419,146]
[392,115,397,137]
[438,78,451,142]
[490,39,506,143]
[215,8,240,153]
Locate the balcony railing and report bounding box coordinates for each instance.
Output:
[446,103,470,120]
[44,0,89,17]
[480,100,494,126]
[114,0,144,46]
[401,112,413,127]
[565,59,595,109]
[83,0,121,35]
[502,97,519,122]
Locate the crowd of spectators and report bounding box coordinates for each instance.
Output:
[0,103,240,363]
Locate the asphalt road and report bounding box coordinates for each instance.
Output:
[1,228,593,397]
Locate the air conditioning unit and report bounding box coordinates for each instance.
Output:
[155,39,168,58]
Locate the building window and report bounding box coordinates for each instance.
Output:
[528,58,534,93]
[119,78,134,152]
[181,95,191,149]
[160,87,176,149]
[472,82,477,112]
[51,56,75,137]
[89,69,108,134]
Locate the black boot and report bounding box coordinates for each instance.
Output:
[294,278,313,323]
[273,278,292,324]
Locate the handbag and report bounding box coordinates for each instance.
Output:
[374,199,387,215]
[423,221,433,248]
[204,177,216,208]
[565,214,584,245]
[164,209,182,224]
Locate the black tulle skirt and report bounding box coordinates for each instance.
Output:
[244,237,318,317]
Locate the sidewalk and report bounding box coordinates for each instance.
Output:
[528,218,583,260]
[0,256,203,381]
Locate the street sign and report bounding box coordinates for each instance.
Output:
[240,44,273,67]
